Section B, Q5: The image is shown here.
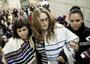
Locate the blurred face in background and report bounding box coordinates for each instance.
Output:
[39,12,49,31]
[69,13,83,30]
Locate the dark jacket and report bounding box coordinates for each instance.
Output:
[83,48,90,61]
[67,23,90,42]
[67,23,90,64]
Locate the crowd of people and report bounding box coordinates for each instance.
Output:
[0,0,90,64]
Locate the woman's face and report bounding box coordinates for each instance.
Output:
[17,26,29,40]
[39,12,49,31]
[69,13,83,30]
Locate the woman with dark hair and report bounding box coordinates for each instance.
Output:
[56,16,67,27]
[32,8,79,64]
[2,19,37,64]
[67,6,90,64]
[69,6,81,12]
[12,8,18,18]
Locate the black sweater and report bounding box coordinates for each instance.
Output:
[67,23,90,42]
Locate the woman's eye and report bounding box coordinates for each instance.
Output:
[17,30,21,33]
[23,29,27,31]
[70,20,74,22]
[76,19,80,22]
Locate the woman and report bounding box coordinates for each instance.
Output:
[2,19,37,64]
[32,8,79,64]
[67,6,90,64]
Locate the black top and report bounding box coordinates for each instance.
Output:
[67,23,90,42]
[67,23,90,64]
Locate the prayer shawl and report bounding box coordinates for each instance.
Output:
[3,37,37,64]
[44,23,79,64]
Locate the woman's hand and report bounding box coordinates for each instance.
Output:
[57,56,65,63]
[86,36,90,42]
[69,41,79,52]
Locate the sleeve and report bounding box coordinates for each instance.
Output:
[35,43,48,64]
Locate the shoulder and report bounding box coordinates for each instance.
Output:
[3,38,23,54]
[84,26,90,32]
[54,22,70,32]
[8,37,23,44]
[55,22,64,27]
[3,38,14,54]
[54,22,64,29]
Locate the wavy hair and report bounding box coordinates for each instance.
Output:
[12,19,32,39]
[32,8,56,42]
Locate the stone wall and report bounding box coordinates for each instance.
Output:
[48,0,90,27]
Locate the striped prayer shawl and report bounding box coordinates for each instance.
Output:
[36,43,48,64]
[3,39,37,64]
[35,23,79,64]
[45,40,66,61]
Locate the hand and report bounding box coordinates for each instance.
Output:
[69,42,79,52]
[86,36,90,42]
[2,36,8,43]
[57,56,65,63]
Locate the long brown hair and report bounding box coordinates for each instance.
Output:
[32,8,56,43]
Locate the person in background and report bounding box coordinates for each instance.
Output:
[2,19,37,64]
[0,10,4,23]
[28,4,36,25]
[19,10,28,20]
[56,15,68,27]
[0,37,5,48]
[32,8,79,64]
[0,22,9,43]
[0,22,7,37]
[12,8,19,21]
[67,6,90,64]
[37,0,50,12]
